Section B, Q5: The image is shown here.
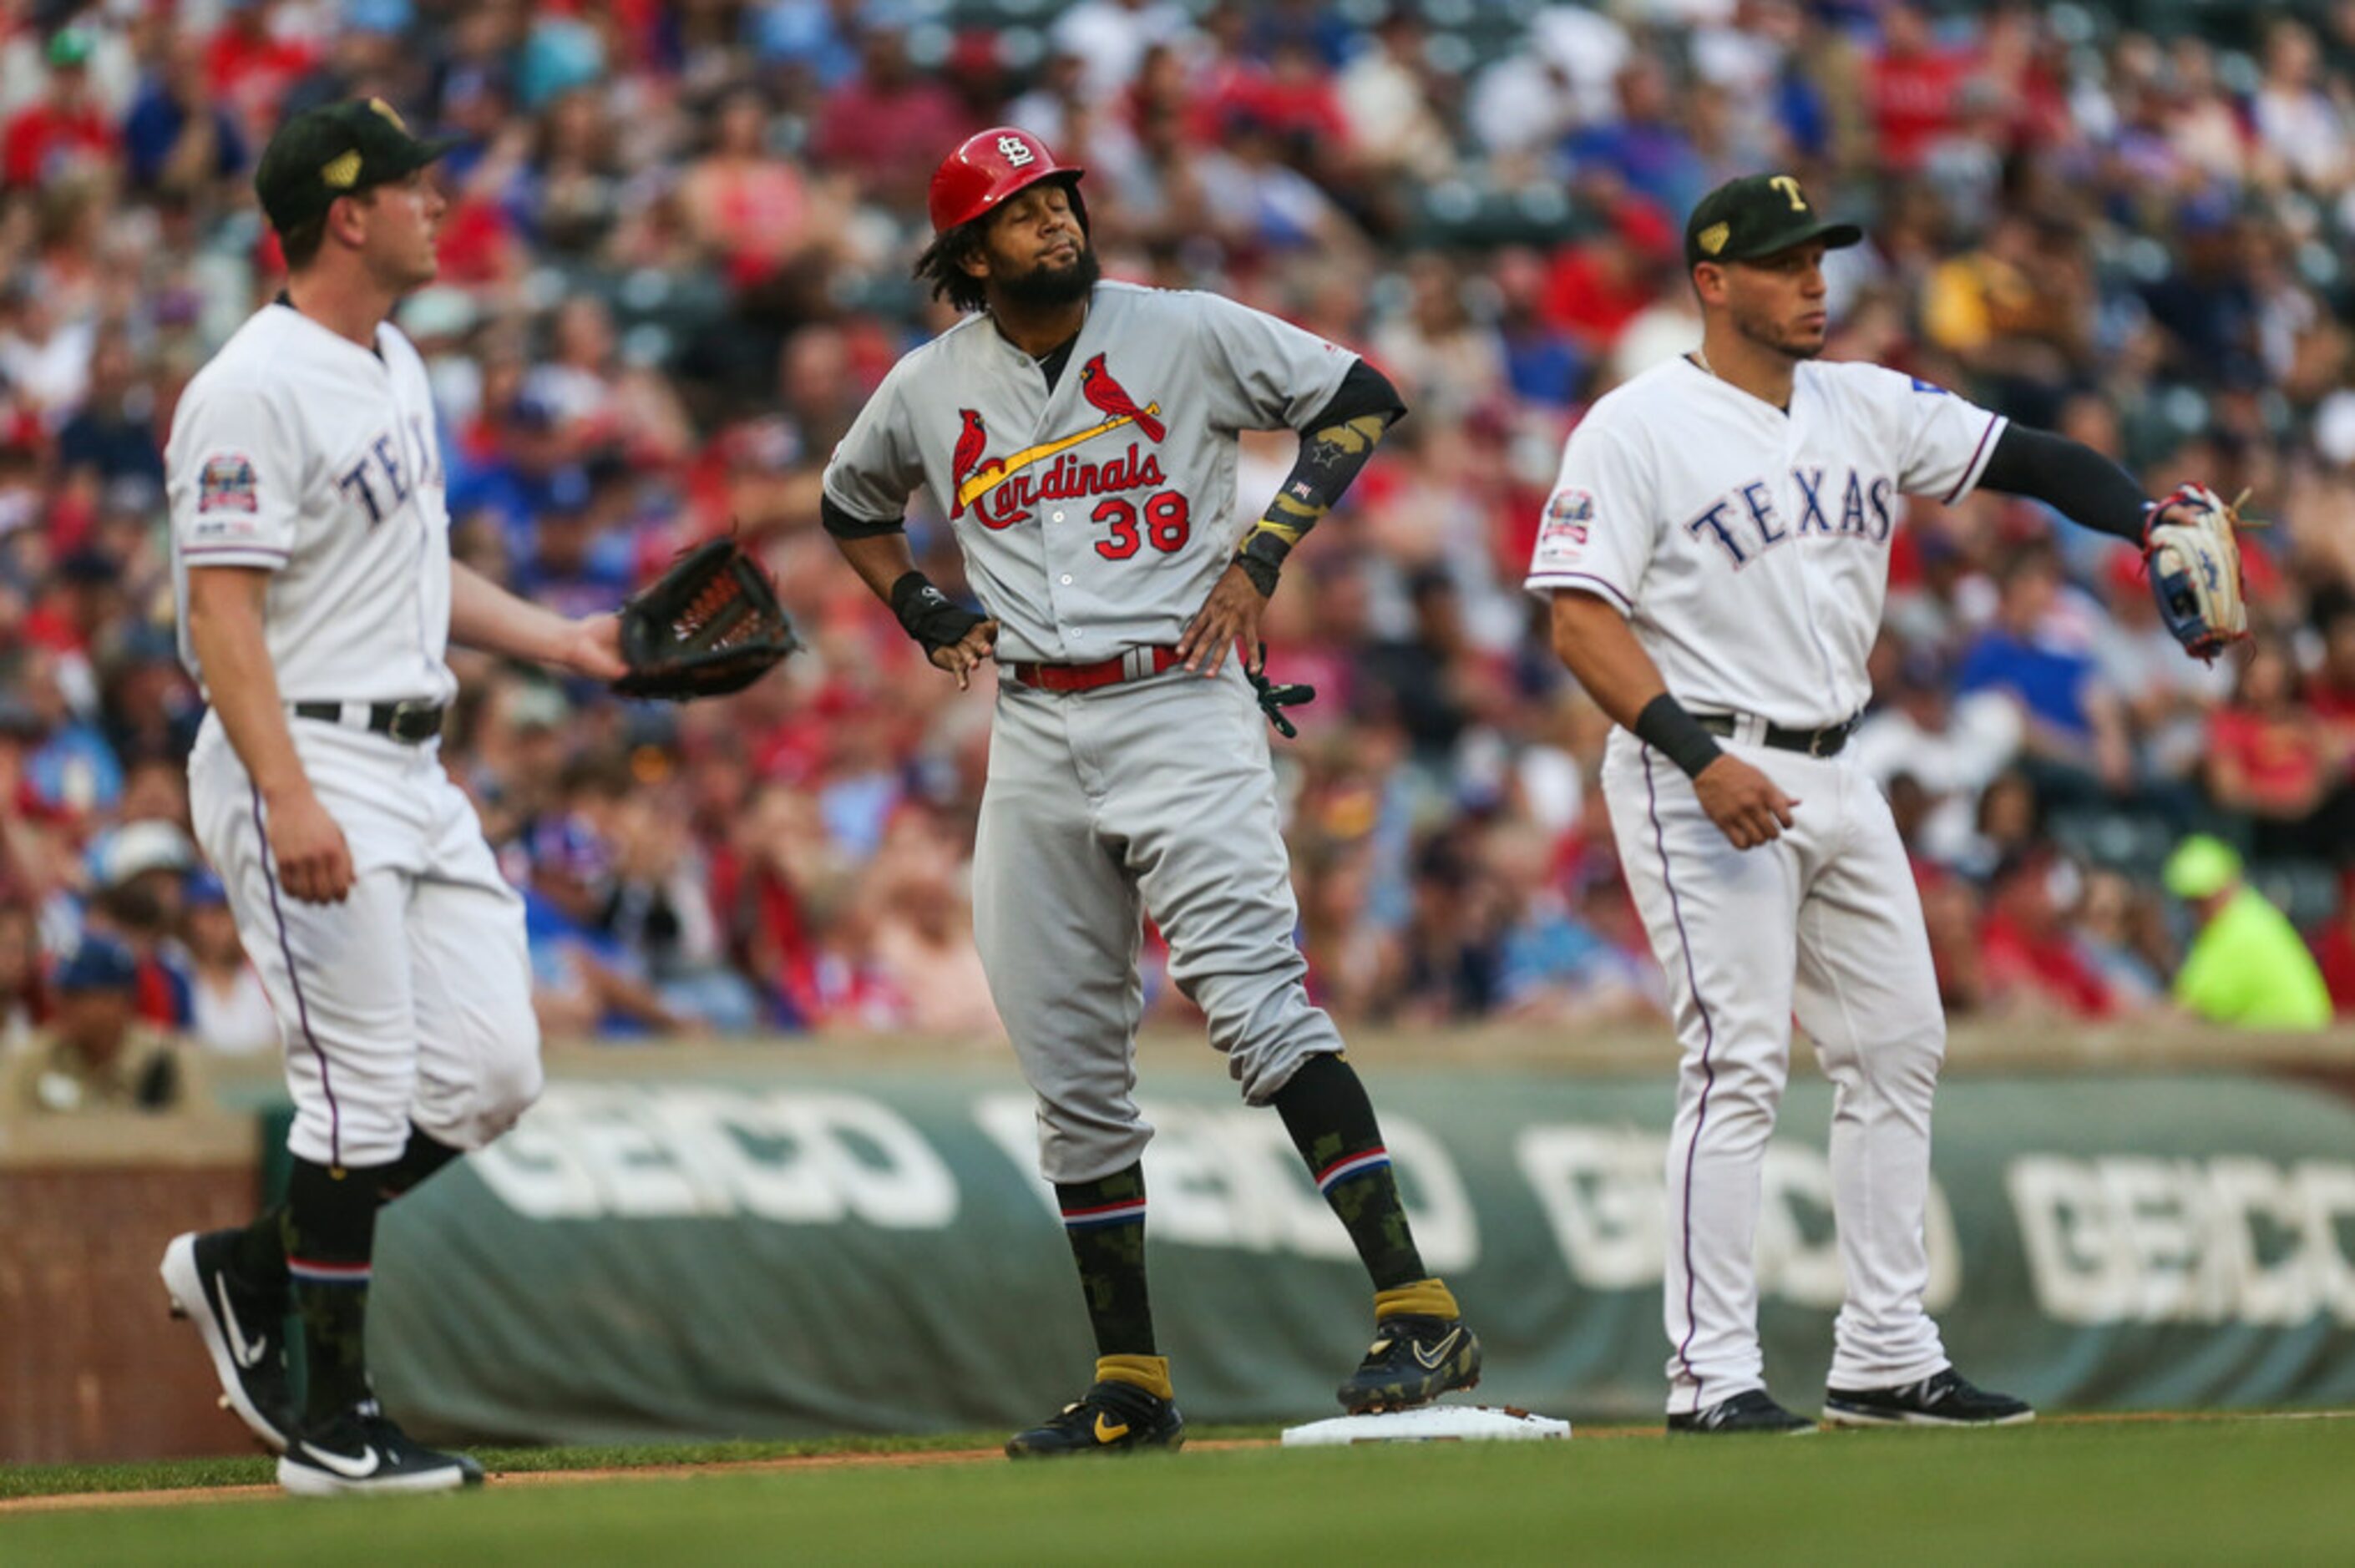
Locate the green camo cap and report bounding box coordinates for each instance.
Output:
[1684,174,1864,270]
[254,98,460,235]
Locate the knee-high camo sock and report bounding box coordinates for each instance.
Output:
[285,1157,382,1424]
[1274,1053,1433,1296]
[1054,1161,1161,1388]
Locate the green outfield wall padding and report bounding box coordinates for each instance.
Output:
[256,1068,2355,1443]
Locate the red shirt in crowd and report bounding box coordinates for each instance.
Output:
[205,25,317,134]
[1870,45,1974,172]
[3,99,114,187]
[2311,919,2355,1015]
[1980,906,2113,1017]
[1537,243,1654,350]
[2206,706,2329,812]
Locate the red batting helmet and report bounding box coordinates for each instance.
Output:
[927,127,1087,235]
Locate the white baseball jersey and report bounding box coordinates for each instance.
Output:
[821,280,1352,665]
[1527,354,2008,1417]
[170,300,534,1173]
[1525,358,2005,726]
[167,303,456,708]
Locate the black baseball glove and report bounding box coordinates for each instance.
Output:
[612,538,800,701]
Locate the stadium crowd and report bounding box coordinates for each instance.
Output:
[7,0,2355,1071]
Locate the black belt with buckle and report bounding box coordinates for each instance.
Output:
[291,700,446,745]
[1696,711,1858,758]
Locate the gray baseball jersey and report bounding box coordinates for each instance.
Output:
[824,281,1358,1183]
[823,280,1352,663]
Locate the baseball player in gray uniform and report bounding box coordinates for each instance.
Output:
[823,129,1481,1455]
[1533,174,2227,1434]
[157,101,626,1494]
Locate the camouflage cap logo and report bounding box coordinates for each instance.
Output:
[321,149,363,189]
[1698,222,1730,257]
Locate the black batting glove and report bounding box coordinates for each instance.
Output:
[1248,644,1315,739]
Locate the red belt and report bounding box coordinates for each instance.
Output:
[1010,645,1184,693]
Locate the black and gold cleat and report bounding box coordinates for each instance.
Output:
[1005,1378,1185,1459]
[1336,1313,1483,1414]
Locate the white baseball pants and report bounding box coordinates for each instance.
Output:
[189,712,541,1169]
[1603,725,1949,1414]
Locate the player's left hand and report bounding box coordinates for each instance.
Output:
[1178,562,1267,678]
[565,613,629,683]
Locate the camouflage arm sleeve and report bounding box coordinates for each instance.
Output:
[1235,358,1406,596]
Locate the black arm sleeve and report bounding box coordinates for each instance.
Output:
[1974,423,2151,544]
[1233,360,1407,594]
[1300,357,1408,433]
[820,493,908,539]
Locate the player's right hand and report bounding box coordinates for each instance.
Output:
[266,787,356,903]
[929,618,1000,690]
[1692,755,1798,851]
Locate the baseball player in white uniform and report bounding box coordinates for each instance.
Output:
[823,129,1481,1456]
[158,100,625,1495]
[1532,175,2218,1433]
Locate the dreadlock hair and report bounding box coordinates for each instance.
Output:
[913,220,990,315]
[911,175,1090,316]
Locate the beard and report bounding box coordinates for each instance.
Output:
[998,243,1100,310]
[1731,299,1826,362]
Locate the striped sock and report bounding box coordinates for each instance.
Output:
[1054,1162,1155,1358]
[1274,1053,1429,1291]
[286,1156,381,1423]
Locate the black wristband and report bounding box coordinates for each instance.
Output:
[889,570,985,653]
[1633,693,1724,780]
[1233,550,1281,598]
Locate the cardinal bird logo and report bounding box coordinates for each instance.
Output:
[950,408,992,518]
[1080,355,1166,443]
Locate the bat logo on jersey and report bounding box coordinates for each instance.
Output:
[1078,356,1166,443]
[196,453,260,516]
[950,356,1170,528]
[1684,468,1896,569]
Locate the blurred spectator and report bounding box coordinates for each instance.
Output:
[5,935,204,1114]
[810,9,968,211]
[183,871,276,1058]
[0,899,44,1049]
[0,0,2349,1053]
[2165,835,2332,1030]
[124,33,248,194]
[3,30,116,190]
[1868,2,1975,175]
[2204,639,2355,864]
[1955,545,2133,800]
[1979,852,2115,1019]
[853,807,1000,1038]
[1851,645,2023,867]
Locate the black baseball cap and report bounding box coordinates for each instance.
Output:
[1684,174,1863,270]
[254,98,461,235]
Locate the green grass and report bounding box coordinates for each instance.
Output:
[0,1427,1284,1501]
[5,1419,2353,1565]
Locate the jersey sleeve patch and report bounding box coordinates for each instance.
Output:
[1909,377,1950,396]
[194,452,261,534]
[1533,486,1594,565]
